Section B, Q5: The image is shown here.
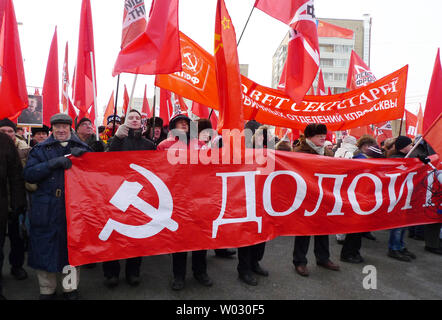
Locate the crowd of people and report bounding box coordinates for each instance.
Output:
[0,112,441,300]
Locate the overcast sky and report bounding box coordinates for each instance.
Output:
[13,0,442,118]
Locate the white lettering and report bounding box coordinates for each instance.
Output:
[348,173,382,215]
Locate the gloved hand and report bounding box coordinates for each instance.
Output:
[90,140,105,152]
[418,154,431,164]
[115,124,129,139]
[9,206,27,221]
[71,147,87,157]
[47,156,72,170]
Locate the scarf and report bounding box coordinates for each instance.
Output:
[306,138,325,155]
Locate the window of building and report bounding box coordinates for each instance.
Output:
[324,72,334,81]
[334,45,352,54]
[334,73,346,81]
[334,59,348,68]
[320,58,333,67]
[319,44,334,52]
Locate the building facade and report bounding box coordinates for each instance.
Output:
[271,15,372,94]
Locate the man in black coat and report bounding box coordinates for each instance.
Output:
[0,132,27,300]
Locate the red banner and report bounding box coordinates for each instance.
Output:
[155,33,408,131]
[65,151,441,266]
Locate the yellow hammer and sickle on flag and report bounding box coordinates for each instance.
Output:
[214,33,223,54]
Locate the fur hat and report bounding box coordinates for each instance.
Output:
[343,135,357,145]
[357,134,377,149]
[147,117,163,128]
[395,135,413,152]
[31,125,50,136]
[0,118,17,132]
[304,123,327,138]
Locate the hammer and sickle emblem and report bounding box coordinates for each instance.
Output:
[183,52,198,72]
[98,164,178,241]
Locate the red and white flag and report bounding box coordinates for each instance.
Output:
[0,0,28,119]
[61,41,70,113]
[113,0,181,76]
[405,109,418,138]
[423,114,442,156]
[191,101,210,119]
[346,50,376,90]
[271,1,320,104]
[42,27,60,127]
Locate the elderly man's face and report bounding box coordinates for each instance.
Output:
[310,134,327,147]
[77,120,93,137]
[0,126,16,141]
[52,123,71,141]
[28,98,38,112]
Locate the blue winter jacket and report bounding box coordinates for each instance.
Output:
[23,133,91,272]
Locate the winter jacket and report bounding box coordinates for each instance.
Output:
[106,129,156,152]
[293,136,334,157]
[157,136,206,151]
[23,133,91,272]
[0,133,26,226]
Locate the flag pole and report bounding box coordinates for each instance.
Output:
[208,109,213,119]
[237,5,255,46]
[111,74,121,136]
[89,52,99,141]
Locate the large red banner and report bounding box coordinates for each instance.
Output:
[155,33,408,131]
[65,151,441,266]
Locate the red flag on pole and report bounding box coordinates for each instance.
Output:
[405,109,418,138]
[67,97,77,127]
[423,48,442,133]
[72,0,96,115]
[416,104,424,136]
[159,88,173,126]
[423,114,442,156]
[346,50,376,90]
[122,85,129,116]
[316,69,326,95]
[102,91,115,126]
[141,84,151,118]
[113,0,181,76]
[192,101,210,119]
[270,1,320,104]
[42,27,60,126]
[214,0,244,132]
[0,0,28,119]
[61,41,69,113]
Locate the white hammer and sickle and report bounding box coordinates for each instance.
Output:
[99,164,178,241]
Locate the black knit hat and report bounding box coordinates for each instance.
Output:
[75,117,92,131]
[31,125,50,136]
[395,135,412,152]
[304,123,327,138]
[107,114,121,125]
[0,118,17,132]
[169,114,190,130]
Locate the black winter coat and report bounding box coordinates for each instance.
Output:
[106,129,156,151]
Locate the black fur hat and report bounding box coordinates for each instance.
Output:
[304,123,327,138]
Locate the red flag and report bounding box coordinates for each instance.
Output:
[0,0,28,119]
[214,0,244,131]
[113,0,181,76]
[348,125,374,139]
[192,101,210,118]
[417,104,424,135]
[61,41,69,113]
[346,50,376,90]
[317,20,354,39]
[159,88,173,126]
[34,88,40,96]
[141,84,150,118]
[423,114,442,156]
[405,109,418,138]
[254,0,308,25]
[42,28,60,126]
[72,0,97,114]
[423,48,442,133]
[316,69,326,95]
[121,0,147,49]
[102,91,115,126]
[327,87,332,95]
[67,97,78,128]
[122,85,129,116]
